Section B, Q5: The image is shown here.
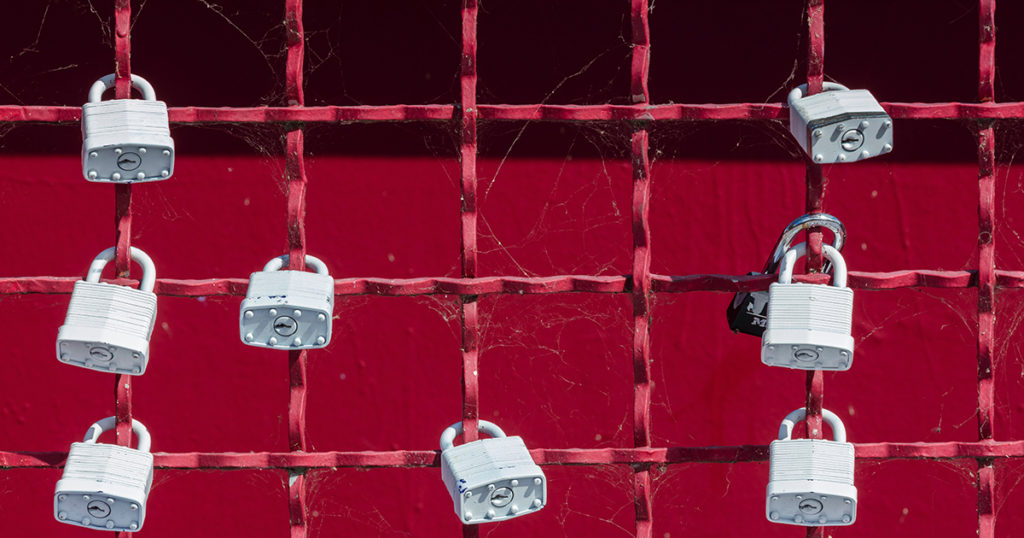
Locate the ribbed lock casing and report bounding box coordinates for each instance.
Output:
[56,281,157,375]
[789,89,892,163]
[240,270,334,350]
[767,439,857,526]
[54,442,154,532]
[82,99,174,183]
[762,282,854,370]
[440,436,546,524]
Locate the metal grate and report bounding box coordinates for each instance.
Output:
[0,0,1016,536]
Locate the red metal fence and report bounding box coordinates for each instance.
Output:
[0,0,1021,536]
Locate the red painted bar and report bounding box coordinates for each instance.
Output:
[630,1,653,535]
[7,102,1024,124]
[6,270,1024,298]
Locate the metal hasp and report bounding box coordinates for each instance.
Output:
[788,82,892,163]
[56,246,158,375]
[240,255,334,350]
[439,420,546,524]
[761,242,855,371]
[82,73,174,183]
[54,417,154,532]
[767,408,857,526]
[727,213,846,336]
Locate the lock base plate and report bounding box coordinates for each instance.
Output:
[54,489,146,532]
[766,481,857,526]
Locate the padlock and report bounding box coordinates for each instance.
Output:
[726,213,846,336]
[56,246,158,375]
[82,73,174,183]
[439,420,546,524]
[240,254,334,350]
[767,407,856,526]
[54,417,154,532]
[761,242,854,370]
[788,82,892,163]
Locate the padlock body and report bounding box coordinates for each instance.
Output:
[57,281,157,375]
[441,436,546,524]
[762,282,854,370]
[726,275,770,336]
[240,270,334,350]
[767,439,857,526]
[790,89,892,163]
[82,99,174,183]
[55,442,153,531]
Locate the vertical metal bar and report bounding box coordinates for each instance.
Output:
[977,1,996,537]
[630,1,653,536]
[460,1,480,537]
[803,1,826,536]
[112,2,134,538]
[285,1,309,537]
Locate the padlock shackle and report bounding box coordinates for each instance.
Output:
[85,246,156,292]
[439,420,507,451]
[88,73,157,103]
[777,242,847,288]
[787,81,851,106]
[263,254,330,276]
[763,213,846,274]
[82,416,152,453]
[778,407,846,443]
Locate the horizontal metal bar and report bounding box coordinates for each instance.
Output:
[3,103,1024,125]
[0,270,1019,297]
[5,442,1023,470]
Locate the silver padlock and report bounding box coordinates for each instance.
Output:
[240,254,334,350]
[440,420,546,524]
[788,82,893,163]
[761,242,854,371]
[767,407,856,526]
[55,417,154,532]
[82,73,174,183]
[57,247,158,375]
[726,213,846,337]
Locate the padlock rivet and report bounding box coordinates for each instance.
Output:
[133,368,141,374]
[842,515,852,523]
[245,333,254,342]
[837,124,845,131]
[58,512,67,520]
[269,337,278,346]
[161,169,169,177]
[510,504,519,514]
[794,515,804,524]
[318,313,326,321]
[139,147,147,154]
[269,309,278,316]
[463,511,472,521]
[844,499,851,504]
[112,172,121,181]
[813,130,822,138]
[130,522,139,530]
[162,149,170,156]
[883,143,893,152]
[83,495,91,500]
[486,509,496,519]
[464,491,471,498]
[818,516,827,524]
[861,150,870,158]
[108,498,115,504]
[82,518,91,526]
[534,478,542,485]
[106,521,115,529]
[860,120,870,130]
[838,154,846,161]
[316,336,326,345]
[137,172,146,180]
[769,512,779,520]
[58,495,66,501]
[795,495,802,500]
[814,154,824,163]
[488,484,496,492]
[770,496,778,502]
[511,479,519,487]
[294,310,302,317]
[884,120,892,128]
[130,504,139,510]
[89,151,98,158]
[114,148,122,155]
[245,311,254,319]
[293,337,302,346]
[88,170,98,180]
[532,499,542,508]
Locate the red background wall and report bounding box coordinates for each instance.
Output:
[1,1,1023,536]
